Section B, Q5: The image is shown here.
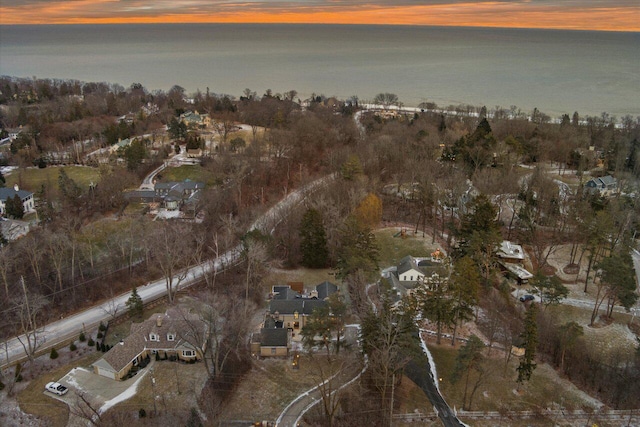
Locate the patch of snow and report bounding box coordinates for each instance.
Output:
[0,166,17,175]
[99,369,149,414]
[419,330,440,393]
[64,367,91,392]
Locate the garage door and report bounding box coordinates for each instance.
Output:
[96,366,116,380]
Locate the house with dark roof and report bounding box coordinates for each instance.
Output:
[154,180,205,210]
[315,281,338,301]
[254,281,340,356]
[92,310,207,380]
[585,175,618,197]
[0,185,35,216]
[257,327,290,357]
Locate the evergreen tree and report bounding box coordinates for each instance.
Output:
[0,170,5,187]
[301,293,347,357]
[451,334,485,410]
[5,194,24,219]
[449,256,480,344]
[412,273,454,345]
[517,303,538,384]
[126,286,144,319]
[340,155,363,181]
[299,208,329,268]
[335,216,379,280]
[0,227,7,246]
[530,271,568,309]
[454,194,502,285]
[123,139,147,171]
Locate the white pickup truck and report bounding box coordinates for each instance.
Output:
[45,382,68,396]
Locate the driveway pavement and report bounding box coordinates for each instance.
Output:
[44,363,151,426]
[47,364,150,409]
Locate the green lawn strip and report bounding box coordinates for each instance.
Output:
[375,228,442,268]
[157,164,219,187]
[6,165,100,197]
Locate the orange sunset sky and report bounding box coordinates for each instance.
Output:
[0,0,638,31]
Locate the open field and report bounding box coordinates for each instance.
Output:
[5,165,100,197]
[106,359,209,420]
[428,342,602,417]
[13,348,103,427]
[156,164,220,187]
[375,227,443,267]
[218,354,353,423]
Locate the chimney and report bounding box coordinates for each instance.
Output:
[156,316,162,327]
[14,184,19,192]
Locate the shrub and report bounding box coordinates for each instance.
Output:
[96,342,100,351]
[87,338,95,347]
[139,408,147,418]
[79,332,86,342]
[70,341,77,351]
[100,343,106,352]
[96,332,103,339]
[0,380,5,390]
[155,352,160,361]
[50,348,59,359]
[98,323,107,331]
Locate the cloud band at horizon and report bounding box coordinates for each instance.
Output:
[0,0,638,32]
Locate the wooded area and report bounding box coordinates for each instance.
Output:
[1,76,639,423]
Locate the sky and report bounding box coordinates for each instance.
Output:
[0,0,638,31]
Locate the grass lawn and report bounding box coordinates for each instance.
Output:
[103,303,168,347]
[375,227,443,268]
[17,351,102,427]
[267,267,338,291]
[428,342,600,422]
[6,165,100,197]
[107,360,209,419]
[157,164,220,187]
[219,354,351,422]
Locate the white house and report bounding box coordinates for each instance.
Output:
[397,255,425,284]
[0,185,35,216]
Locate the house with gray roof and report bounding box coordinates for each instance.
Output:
[256,328,290,357]
[388,255,448,297]
[585,175,618,197]
[92,310,207,380]
[0,185,34,216]
[154,180,205,210]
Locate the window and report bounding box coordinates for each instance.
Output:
[271,348,276,355]
[167,334,175,341]
[183,350,195,357]
[150,333,159,342]
[151,350,157,354]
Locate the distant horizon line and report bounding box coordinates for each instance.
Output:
[1,22,638,33]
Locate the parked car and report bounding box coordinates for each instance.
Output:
[45,382,68,396]
[519,294,535,302]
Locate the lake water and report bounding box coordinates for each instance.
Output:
[1,24,638,118]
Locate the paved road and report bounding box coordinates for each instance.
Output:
[0,176,332,368]
[404,335,466,427]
